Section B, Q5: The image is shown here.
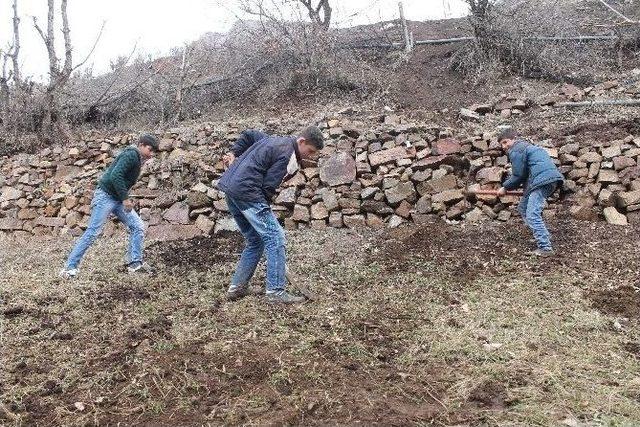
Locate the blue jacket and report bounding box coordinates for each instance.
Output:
[217,130,300,203]
[503,140,564,195]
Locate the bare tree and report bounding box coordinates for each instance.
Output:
[33,0,104,140]
[299,0,331,29]
[8,0,21,85]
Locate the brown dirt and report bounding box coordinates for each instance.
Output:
[380,211,640,288]
[589,286,640,320]
[147,231,244,273]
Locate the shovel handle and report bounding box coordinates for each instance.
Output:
[466,189,524,196]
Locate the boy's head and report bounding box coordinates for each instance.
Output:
[497,128,518,152]
[138,134,159,159]
[296,126,324,160]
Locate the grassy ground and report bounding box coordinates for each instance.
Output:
[1,218,640,426]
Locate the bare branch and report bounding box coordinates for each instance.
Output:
[61,0,72,77]
[10,0,21,84]
[597,0,638,24]
[71,21,106,73]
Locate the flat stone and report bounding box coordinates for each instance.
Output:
[603,207,627,226]
[163,202,190,224]
[432,189,465,205]
[343,214,366,229]
[0,217,23,230]
[292,205,310,222]
[310,202,329,220]
[616,190,640,208]
[319,152,357,186]
[34,216,66,227]
[214,217,240,234]
[459,108,481,122]
[385,182,416,205]
[368,146,414,167]
[434,138,461,155]
[597,169,620,183]
[275,187,297,207]
[418,174,457,195]
[195,215,215,234]
[148,224,201,240]
[476,167,504,183]
[1,186,23,201]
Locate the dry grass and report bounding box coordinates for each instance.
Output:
[1,224,640,426]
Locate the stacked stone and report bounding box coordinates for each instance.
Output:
[1,115,639,239]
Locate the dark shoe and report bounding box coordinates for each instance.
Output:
[266,291,306,304]
[532,249,555,257]
[226,285,250,301]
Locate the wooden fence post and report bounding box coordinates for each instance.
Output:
[398,2,413,54]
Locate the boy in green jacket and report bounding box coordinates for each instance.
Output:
[59,134,159,279]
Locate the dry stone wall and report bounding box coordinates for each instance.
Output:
[1,114,639,240]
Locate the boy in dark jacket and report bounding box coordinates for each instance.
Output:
[497,128,564,256]
[59,134,159,279]
[218,126,324,304]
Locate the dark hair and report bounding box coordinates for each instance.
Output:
[300,126,324,150]
[497,128,518,143]
[139,133,159,151]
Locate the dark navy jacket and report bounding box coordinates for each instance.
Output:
[503,140,564,195]
[218,130,300,204]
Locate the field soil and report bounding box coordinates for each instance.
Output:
[2,214,640,426]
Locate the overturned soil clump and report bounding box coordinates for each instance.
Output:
[148,232,244,272]
[589,286,640,320]
[379,213,640,288]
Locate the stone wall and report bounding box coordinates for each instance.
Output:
[1,114,639,239]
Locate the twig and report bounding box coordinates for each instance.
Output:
[72,21,106,73]
[597,0,638,24]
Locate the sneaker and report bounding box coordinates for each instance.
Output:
[127,262,154,274]
[532,248,555,257]
[59,268,78,279]
[266,291,307,304]
[226,285,263,301]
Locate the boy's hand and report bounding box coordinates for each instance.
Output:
[222,153,235,168]
[123,199,135,212]
[496,187,507,196]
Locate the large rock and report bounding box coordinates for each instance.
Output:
[368,146,414,166]
[1,187,23,202]
[35,216,66,227]
[459,108,481,122]
[418,175,457,195]
[275,187,297,207]
[433,138,461,155]
[476,167,504,183]
[319,152,357,186]
[343,215,366,228]
[148,224,201,240]
[432,189,465,205]
[0,217,23,230]
[292,205,310,222]
[616,190,640,208]
[163,202,190,224]
[195,215,215,234]
[214,217,240,234]
[603,207,628,226]
[186,192,211,209]
[310,203,329,220]
[597,169,619,183]
[385,182,416,204]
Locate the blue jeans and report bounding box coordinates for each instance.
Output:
[226,195,286,294]
[66,188,145,269]
[518,183,557,251]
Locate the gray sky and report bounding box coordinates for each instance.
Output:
[0,0,469,80]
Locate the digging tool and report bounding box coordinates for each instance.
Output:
[285,270,317,301]
[465,189,524,196]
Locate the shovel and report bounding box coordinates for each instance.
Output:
[285,270,317,301]
[465,189,524,196]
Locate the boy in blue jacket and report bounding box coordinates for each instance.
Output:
[497,128,564,257]
[218,126,324,303]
